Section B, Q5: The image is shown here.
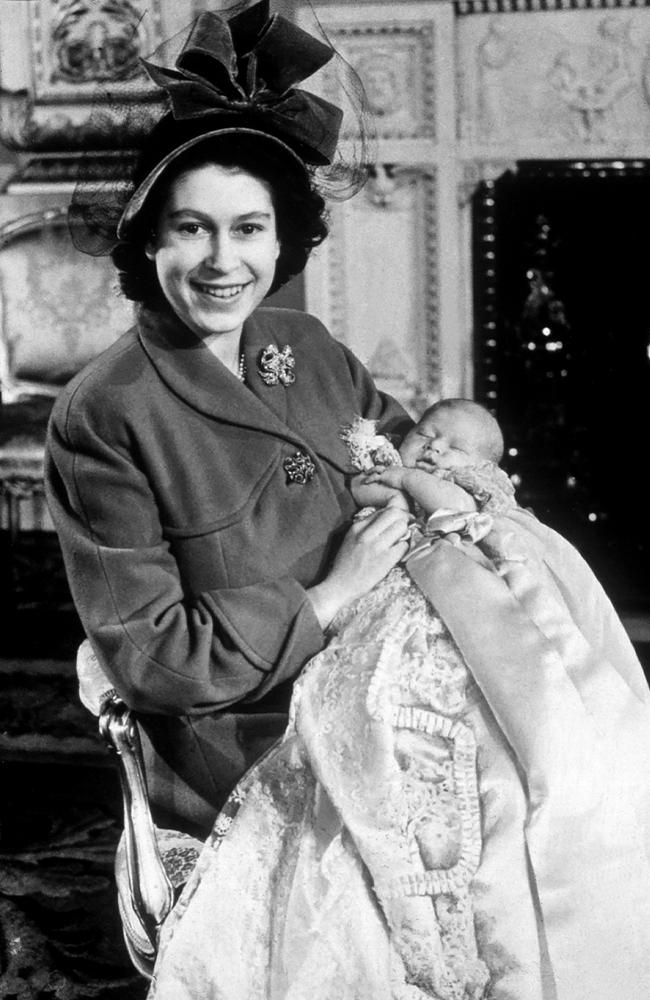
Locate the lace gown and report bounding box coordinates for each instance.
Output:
[148,475,650,1000]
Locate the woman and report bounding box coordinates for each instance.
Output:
[45,1,411,837]
[46,6,650,997]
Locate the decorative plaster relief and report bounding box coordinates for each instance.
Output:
[307,167,439,414]
[302,18,436,141]
[0,0,165,150]
[459,10,650,155]
[0,91,162,151]
[458,158,518,206]
[29,0,163,101]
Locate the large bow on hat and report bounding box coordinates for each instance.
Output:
[142,0,343,165]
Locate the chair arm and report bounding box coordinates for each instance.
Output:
[99,695,175,949]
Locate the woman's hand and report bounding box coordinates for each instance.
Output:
[307,499,410,628]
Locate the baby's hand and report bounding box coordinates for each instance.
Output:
[350,471,409,512]
[363,465,407,489]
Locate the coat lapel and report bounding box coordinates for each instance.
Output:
[245,310,353,473]
[138,305,352,474]
[138,306,294,442]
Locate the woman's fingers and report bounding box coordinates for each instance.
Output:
[353,505,409,543]
[311,507,411,625]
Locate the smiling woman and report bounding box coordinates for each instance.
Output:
[145,164,280,366]
[42,5,650,997]
[45,2,411,841]
[113,125,330,295]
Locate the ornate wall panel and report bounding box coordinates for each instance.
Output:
[300,2,459,411]
[29,0,163,100]
[310,13,437,141]
[458,8,650,159]
[0,0,206,152]
[306,166,439,412]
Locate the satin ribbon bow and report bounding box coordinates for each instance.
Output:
[423,510,494,543]
[405,509,494,562]
[141,0,343,165]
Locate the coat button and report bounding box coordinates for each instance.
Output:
[283,451,316,484]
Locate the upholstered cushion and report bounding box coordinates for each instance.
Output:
[0,217,133,395]
[76,638,115,716]
[0,395,52,478]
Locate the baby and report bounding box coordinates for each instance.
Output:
[151,397,650,1000]
[346,397,515,523]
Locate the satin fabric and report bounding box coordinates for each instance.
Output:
[408,509,650,999]
[149,509,650,999]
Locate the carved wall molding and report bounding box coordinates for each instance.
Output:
[0,90,164,152]
[319,20,436,141]
[299,3,457,410]
[0,0,165,152]
[8,151,138,189]
[458,158,518,204]
[459,8,650,158]
[456,0,650,14]
[29,0,163,101]
[306,164,439,413]
[318,205,348,359]
[418,167,441,409]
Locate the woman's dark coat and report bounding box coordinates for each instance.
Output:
[46,305,410,834]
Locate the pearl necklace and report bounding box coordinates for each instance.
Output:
[237,353,246,382]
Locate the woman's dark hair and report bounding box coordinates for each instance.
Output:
[111,121,329,305]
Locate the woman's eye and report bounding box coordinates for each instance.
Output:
[177,222,205,236]
[237,223,263,236]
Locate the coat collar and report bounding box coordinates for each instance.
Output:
[137,306,349,472]
[137,304,294,438]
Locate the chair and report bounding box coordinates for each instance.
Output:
[0,201,133,564]
[77,640,203,978]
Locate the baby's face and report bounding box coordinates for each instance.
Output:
[399,408,482,470]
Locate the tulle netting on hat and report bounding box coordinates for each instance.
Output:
[68,0,375,258]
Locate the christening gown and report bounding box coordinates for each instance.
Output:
[148,464,650,1000]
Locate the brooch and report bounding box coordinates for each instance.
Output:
[283,451,315,484]
[340,416,402,472]
[257,344,296,386]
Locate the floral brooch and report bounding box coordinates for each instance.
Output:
[257,344,296,386]
[339,416,402,472]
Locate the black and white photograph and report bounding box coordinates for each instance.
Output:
[1,1,650,997]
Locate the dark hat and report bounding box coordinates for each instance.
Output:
[117,0,343,239]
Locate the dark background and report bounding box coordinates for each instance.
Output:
[474,162,650,618]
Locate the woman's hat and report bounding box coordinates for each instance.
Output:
[70,1,372,256]
[116,0,344,239]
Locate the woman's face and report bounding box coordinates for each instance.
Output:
[146,162,280,343]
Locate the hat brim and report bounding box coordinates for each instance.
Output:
[116,127,308,240]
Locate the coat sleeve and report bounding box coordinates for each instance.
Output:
[340,341,413,441]
[45,403,326,716]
